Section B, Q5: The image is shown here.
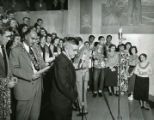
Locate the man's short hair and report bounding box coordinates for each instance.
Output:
[106,35,112,39]
[23,17,30,21]
[98,36,104,40]
[22,28,36,40]
[64,40,76,49]
[89,35,95,39]
[37,18,43,22]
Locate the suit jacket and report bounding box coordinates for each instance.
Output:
[9,43,45,100]
[0,46,11,78]
[51,53,77,109]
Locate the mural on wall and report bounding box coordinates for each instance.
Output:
[101,0,154,26]
[101,0,154,33]
[80,0,92,34]
[101,0,127,26]
[142,0,154,25]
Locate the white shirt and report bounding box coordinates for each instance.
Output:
[0,45,3,57]
[23,42,37,73]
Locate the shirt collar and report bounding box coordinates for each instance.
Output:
[46,42,50,47]
[63,51,71,61]
[23,42,30,53]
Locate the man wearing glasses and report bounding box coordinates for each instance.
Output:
[9,28,48,120]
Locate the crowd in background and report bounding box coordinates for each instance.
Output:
[0,10,153,120]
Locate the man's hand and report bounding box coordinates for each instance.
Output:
[8,77,18,88]
[32,73,41,80]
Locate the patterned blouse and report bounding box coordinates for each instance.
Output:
[129,54,139,66]
[106,52,119,68]
[134,61,152,77]
[93,50,105,68]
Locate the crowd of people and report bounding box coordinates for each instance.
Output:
[0,10,153,120]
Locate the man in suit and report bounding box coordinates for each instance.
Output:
[0,29,17,120]
[50,40,78,120]
[9,28,46,120]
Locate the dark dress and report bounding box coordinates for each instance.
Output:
[105,52,118,87]
[134,76,149,101]
[105,67,118,86]
[133,62,151,101]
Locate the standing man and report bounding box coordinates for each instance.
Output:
[19,17,31,30]
[88,35,95,91]
[50,40,78,120]
[0,29,17,120]
[105,35,113,58]
[9,28,47,120]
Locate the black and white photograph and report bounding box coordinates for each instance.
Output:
[0,0,154,120]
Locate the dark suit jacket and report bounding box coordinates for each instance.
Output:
[51,53,77,109]
[0,47,11,78]
[9,44,45,100]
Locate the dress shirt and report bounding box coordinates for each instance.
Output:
[23,42,37,74]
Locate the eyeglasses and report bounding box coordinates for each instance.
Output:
[5,35,12,38]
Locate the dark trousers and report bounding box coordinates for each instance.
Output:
[128,66,136,94]
[88,68,94,91]
[93,68,105,92]
[16,86,42,120]
[11,89,17,120]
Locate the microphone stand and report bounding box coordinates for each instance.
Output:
[117,28,123,120]
[117,53,122,120]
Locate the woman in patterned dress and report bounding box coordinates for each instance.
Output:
[117,44,129,94]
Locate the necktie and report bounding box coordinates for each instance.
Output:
[29,47,40,71]
[1,45,8,76]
